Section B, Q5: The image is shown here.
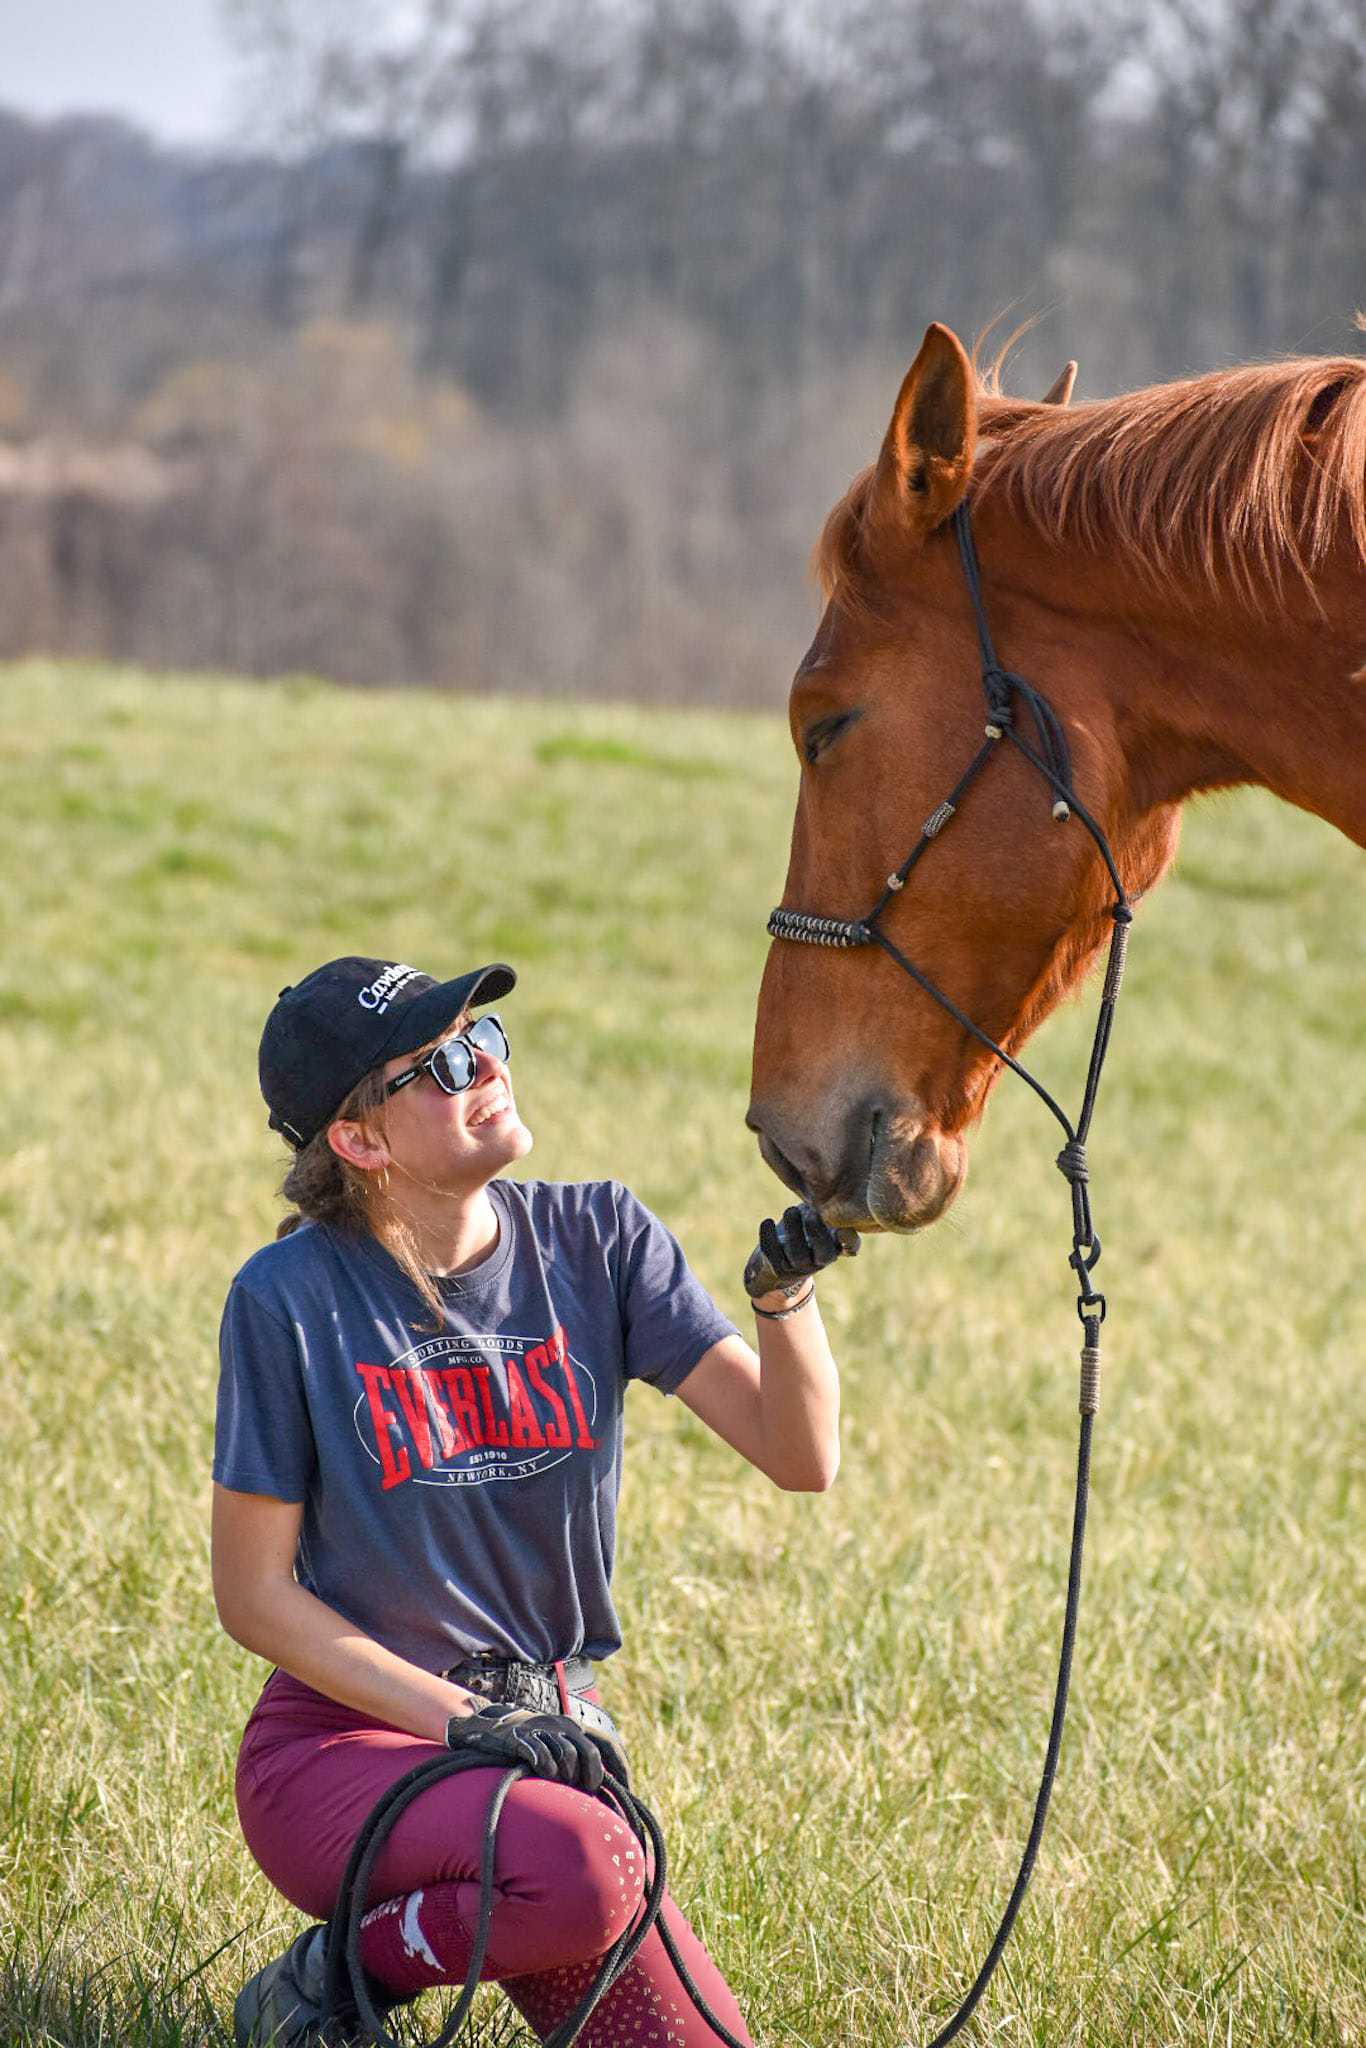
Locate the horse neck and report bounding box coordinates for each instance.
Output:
[1000,531,1366,853]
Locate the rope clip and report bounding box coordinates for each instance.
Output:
[1069,1230,1106,1327]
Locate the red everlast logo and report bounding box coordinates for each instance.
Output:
[353,1324,599,1488]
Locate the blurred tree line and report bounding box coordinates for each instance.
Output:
[0,0,1362,703]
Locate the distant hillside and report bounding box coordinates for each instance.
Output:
[0,1,1362,701]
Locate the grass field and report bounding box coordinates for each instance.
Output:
[0,656,1363,2048]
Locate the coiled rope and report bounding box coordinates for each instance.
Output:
[322,1750,750,2048]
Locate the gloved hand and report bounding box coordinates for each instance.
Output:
[445,1701,605,1792]
[567,1696,632,1786]
[744,1202,860,1299]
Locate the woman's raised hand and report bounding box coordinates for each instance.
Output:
[744,1202,859,1299]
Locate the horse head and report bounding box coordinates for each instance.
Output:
[748,322,1183,1232]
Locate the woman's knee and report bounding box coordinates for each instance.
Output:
[492,1788,649,1966]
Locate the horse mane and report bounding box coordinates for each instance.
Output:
[816,345,1366,613]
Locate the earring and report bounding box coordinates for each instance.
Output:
[375,1165,391,1196]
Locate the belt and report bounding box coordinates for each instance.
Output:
[443,1652,595,1714]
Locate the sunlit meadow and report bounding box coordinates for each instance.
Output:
[0,659,1362,2046]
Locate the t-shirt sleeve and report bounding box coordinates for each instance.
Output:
[213,1276,317,1500]
[611,1184,738,1395]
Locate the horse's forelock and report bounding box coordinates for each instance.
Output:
[811,462,877,611]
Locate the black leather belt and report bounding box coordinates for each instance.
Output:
[443,1652,595,1712]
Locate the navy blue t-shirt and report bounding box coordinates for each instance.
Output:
[214,1177,736,1673]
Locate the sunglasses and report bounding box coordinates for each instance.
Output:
[384,1013,511,1099]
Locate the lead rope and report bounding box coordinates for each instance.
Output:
[768,498,1135,2045]
[322,1749,750,2048]
[910,905,1128,2048]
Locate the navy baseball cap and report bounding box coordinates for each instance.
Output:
[259,955,517,1148]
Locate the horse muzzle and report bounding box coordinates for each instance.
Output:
[747,1093,968,1233]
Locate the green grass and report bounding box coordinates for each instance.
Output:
[0,656,1363,2047]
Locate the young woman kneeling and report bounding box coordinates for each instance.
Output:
[212,953,850,2047]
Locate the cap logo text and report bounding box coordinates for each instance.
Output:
[358,963,422,1012]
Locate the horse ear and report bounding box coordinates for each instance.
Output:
[872,323,976,541]
[1041,361,1078,406]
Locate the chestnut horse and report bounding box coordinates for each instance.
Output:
[749,322,1366,1231]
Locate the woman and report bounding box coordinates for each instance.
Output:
[213,953,850,2048]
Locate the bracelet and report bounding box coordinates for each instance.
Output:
[751,1283,816,1321]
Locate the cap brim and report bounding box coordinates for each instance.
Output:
[379,962,517,1062]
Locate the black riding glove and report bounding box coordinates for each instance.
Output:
[446,1702,605,1793]
[744,1202,859,1299]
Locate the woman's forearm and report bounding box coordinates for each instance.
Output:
[676,1314,840,1491]
[220,1576,478,1741]
[751,1295,841,1490]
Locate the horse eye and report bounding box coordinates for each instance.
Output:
[802,711,862,765]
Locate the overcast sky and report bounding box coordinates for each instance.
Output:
[7,0,238,144]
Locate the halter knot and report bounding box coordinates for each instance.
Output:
[1056,1139,1089,1185]
[982,669,1016,725]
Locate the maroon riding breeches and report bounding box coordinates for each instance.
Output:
[235,1669,751,2047]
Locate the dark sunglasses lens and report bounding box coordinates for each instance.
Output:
[428,1015,509,1093]
[469,1014,510,1064]
[429,1037,477,1093]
